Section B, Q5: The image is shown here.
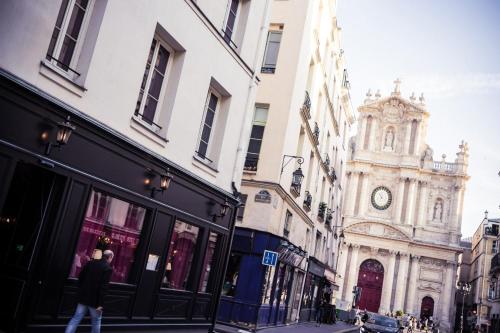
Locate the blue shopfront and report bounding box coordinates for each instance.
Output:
[217,228,307,329]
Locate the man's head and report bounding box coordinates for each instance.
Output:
[102,250,114,263]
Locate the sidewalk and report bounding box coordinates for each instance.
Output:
[215,321,358,333]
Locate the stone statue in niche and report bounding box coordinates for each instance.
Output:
[433,200,443,221]
[383,128,394,151]
[422,145,434,161]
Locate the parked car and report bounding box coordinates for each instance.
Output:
[360,313,404,333]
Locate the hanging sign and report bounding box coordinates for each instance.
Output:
[262,250,278,266]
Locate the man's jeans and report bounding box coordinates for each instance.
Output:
[65,303,102,333]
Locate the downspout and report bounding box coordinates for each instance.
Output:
[230,0,271,186]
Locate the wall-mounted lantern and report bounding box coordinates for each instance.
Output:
[42,116,76,155]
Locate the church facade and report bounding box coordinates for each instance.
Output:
[336,82,469,332]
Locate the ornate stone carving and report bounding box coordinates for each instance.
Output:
[418,281,441,292]
[420,257,446,267]
[383,227,407,240]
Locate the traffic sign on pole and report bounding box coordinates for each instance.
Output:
[262,250,278,266]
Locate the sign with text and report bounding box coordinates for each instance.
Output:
[262,250,278,266]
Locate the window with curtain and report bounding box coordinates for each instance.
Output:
[198,232,220,293]
[163,220,200,290]
[70,190,146,283]
[244,105,269,171]
[261,30,282,73]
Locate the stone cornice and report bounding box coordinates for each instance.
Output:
[241,179,315,228]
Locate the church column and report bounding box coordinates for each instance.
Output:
[403,121,412,154]
[357,116,367,150]
[406,255,420,314]
[405,179,417,225]
[441,261,456,323]
[336,241,349,299]
[393,252,410,311]
[394,178,405,223]
[358,172,370,216]
[380,250,397,314]
[368,117,378,151]
[413,120,422,155]
[345,244,360,304]
[346,172,359,216]
[417,181,428,227]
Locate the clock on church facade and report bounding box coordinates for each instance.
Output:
[371,186,392,210]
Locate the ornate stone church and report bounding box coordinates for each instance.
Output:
[336,81,469,332]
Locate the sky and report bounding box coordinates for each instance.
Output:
[337,0,500,237]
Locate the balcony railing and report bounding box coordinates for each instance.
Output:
[303,191,312,211]
[324,154,330,168]
[318,202,327,221]
[244,156,259,172]
[290,182,301,197]
[491,253,500,274]
[485,225,499,237]
[330,168,337,181]
[301,91,312,119]
[325,209,333,228]
[432,161,457,173]
[313,122,320,145]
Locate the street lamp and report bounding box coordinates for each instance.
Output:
[457,281,471,333]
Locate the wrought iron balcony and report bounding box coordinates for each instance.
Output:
[324,154,330,168]
[491,253,500,274]
[290,182,301,197]
[330,168,337,181]
[303,191,312,211]
[485,225,499,237]
[301,91,312,119]
[318,202,327,220]
[325,209,333,228]
[313,122,320,145]
[244,156,259,172]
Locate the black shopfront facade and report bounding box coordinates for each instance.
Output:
[0,70,238,333]
[299,256,332,322]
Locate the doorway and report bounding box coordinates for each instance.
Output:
[0,162,66,330]
[356,259,384,312]
[420,296,434,319]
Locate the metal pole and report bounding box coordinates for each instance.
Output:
[459,291,465,333]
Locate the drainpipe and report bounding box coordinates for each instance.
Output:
[230,0,271,186]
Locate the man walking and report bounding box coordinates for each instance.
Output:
[65,250,114,333]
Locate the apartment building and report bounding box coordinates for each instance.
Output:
[468,212,500,332]
[217,0,354,329]
[0,0,270,331]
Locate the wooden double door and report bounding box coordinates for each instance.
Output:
[356,259,384,313]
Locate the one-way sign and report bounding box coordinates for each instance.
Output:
[262,250,278,266]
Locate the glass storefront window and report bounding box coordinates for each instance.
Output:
[70,190,146,283]
[221,253,242,296]
[163,220,200,290]
[199,232,220,293]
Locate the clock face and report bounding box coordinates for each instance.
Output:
[371,186,392,210]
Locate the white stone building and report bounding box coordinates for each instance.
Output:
[0,0,271,331]
[337,81,469,332]
[218,0,354,328]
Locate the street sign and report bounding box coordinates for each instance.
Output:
[262,250,278,266]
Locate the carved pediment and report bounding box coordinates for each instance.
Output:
[361,96,426,115]
[345,222,411,241]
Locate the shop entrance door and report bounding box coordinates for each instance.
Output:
[356,259,384,312]
[0,162,66,332]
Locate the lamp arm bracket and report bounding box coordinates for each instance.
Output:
[280,155,304,174]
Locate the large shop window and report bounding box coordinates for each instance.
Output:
[199,232,220,293]
[163,220,200,290]
[70,190,146,283]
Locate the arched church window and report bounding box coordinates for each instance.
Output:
[409,119,418,154]
[433,198,444,222]
[383,126,395,151]
[363,115,372,150]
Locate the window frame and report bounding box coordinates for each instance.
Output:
[46,0,95,78]
[222,0,241,46]
[244,105,269,171]
[261,30,283,73]
[196,88,222,163]
[133,37,175,134]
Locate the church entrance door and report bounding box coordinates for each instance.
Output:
[356,259,384,312]
[420,296,434,319]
